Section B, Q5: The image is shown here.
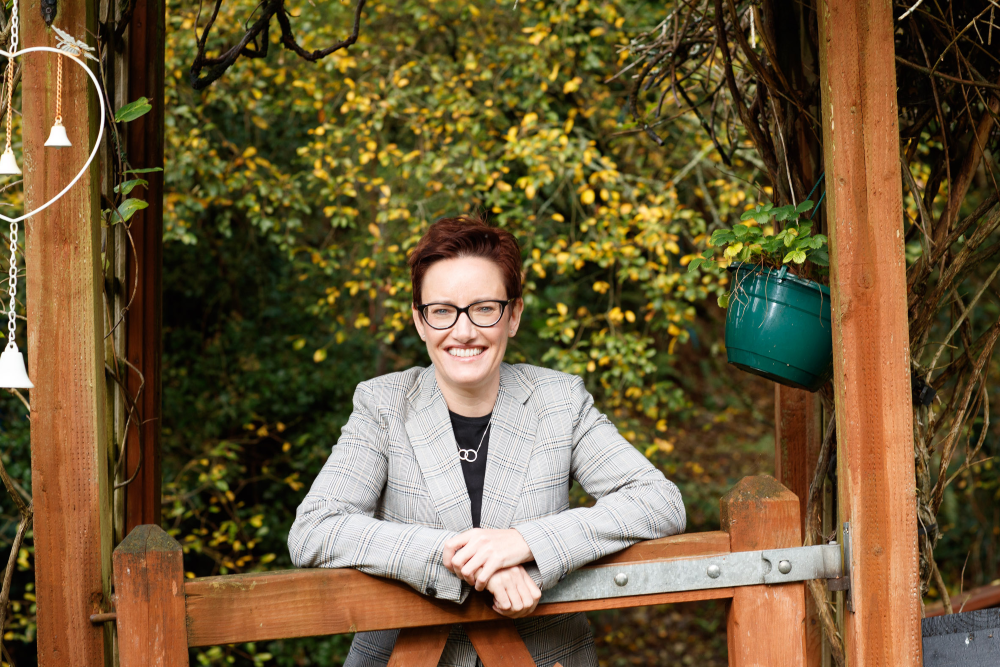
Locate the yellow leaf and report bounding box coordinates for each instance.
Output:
[525,183,536,200]
[580,189,595,205]
[563,77,582,94]
[587,360,596,372]
[552,213,565,222]
[556,303,568,316]
[368,223,381,239]
[592,280,610,294]
[589,27,606,37]
[654,437,674,453]
[313,349,327,363]
[724,242,743,258]
[548,64,561,81]
[625,310,636,323]
[242,146,258,158]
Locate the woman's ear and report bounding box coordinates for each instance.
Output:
[412,305,427,341]
[508,298,524,337]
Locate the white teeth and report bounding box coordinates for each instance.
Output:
[448,347,484,358]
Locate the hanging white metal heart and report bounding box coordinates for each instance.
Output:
[0,46,106,224]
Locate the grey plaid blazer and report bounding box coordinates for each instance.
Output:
[288,363,686,667]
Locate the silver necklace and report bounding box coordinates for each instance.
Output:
[457,389,499,463]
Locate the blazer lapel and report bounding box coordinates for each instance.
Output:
[479,363,538,531]
[404,366,474,533]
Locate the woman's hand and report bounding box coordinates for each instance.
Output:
[485,565,542,618]
[443,528,533,591]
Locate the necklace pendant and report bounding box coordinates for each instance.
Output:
[457,448,478,463]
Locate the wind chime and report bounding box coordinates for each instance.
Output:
[0,0,31,389]
[0,0,104,390]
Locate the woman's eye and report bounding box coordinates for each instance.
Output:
[431,308,451,316]
[476,305,496,314]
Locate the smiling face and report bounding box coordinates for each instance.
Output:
[412,256,523,412]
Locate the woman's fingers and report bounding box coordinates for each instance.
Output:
[485,566,541,619]
[461,550,491,583]
[443,530,476,571]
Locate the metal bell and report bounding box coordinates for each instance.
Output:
[44,121,71,148]
[0,147,21,175]
[0,343,32,389]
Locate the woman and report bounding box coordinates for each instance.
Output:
[288,215,686,667]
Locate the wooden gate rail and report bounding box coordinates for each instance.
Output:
[114,475,808,666]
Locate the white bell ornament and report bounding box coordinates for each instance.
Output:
[0,342,32,389]
[0,147,20,175]
[44,120,71,147]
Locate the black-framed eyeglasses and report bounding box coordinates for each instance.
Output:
[416,299,515,330]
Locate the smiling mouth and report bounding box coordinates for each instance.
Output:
[448,347,484,358]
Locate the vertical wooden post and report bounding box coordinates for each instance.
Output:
[775,386,823,666]
[122,0,165,536]
[114,525,188,667]
[388,626,451,667]
[22,0,112,664]
[817,1,922,665]
[465,621,538,667]
[722,475,806,666]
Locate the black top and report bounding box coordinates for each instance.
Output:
[449,410,492,529]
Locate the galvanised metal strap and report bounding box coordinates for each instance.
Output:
[540,543,843,604]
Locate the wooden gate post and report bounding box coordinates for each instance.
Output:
[22,0,112,664]
[775,387,823,666]
[114,525,188,666]
[817,0,922,665]
[722,475,806,666]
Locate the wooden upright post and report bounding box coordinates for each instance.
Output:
[122,0,165,535]
[22,0,112,664]
[817,0,922,664]
[775,386,823,666]
[722,475,806,666]
[114,525,188,667]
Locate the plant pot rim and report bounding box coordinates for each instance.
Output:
[726,262,830,296]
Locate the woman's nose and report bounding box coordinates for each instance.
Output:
[451,311,476,339]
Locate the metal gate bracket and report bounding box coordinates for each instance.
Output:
[541,542,845,604]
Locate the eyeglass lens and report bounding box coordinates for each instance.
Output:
[423,301,506,329]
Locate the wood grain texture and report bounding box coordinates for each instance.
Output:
[387,626,450,667]
[925,583,1000,618]
[22,0,113,664]
[183,532,734,647]
[113,526,188,667]
[124,0,166,535]
[817,0,922,664]
[774,385,823,667]
[722,475,806,666]
[465,620,536,667]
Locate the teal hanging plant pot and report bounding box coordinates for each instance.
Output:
[724,263,833,392]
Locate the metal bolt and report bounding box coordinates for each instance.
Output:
[614,573,628,587]
[778,560,792,575]
[706,564,721,579]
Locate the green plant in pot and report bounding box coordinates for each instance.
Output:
[688,200,833,392]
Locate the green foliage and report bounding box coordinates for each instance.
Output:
[688,200,826,274]
[115,97,153,123]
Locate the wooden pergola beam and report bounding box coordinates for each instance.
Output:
[817,0,921,664]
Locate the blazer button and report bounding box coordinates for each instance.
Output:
[426,586,437,597]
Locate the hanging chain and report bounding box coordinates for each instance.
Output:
[4,0,16,152]
[7,221,16,351]
[55,55,63,123]
[4,0,17,350]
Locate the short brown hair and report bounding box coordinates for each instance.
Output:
[408,215,523,305]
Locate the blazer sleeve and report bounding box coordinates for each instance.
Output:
[513,376,687,590]
[287,382,466,602]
